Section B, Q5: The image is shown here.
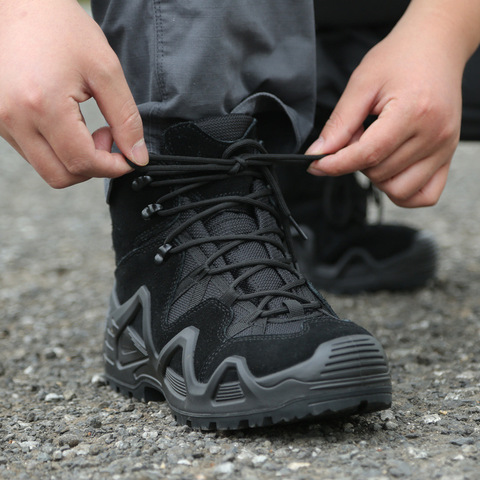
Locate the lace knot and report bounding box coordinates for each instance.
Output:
[228,157,247,175]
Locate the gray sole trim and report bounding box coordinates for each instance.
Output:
[104,286,392,430]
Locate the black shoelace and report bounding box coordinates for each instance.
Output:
[130,140,333,322]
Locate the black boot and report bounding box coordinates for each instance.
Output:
[104,114,391,429]
[279,167,438,294]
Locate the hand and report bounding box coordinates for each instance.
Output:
[0,0,149,188]
[306,1,478,208]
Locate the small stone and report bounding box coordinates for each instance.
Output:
[451,437,474,446]
[287,462,311,471]
[89,445,102,456]
[343,422,354,433]
[252,455,268,466]
[63,390,76,402]
[380,410,396,422]
[45,393,64,403]
[214,462,235,475]
[26,412,37,423]
[423,414,441,424]
[91,374,107,387]
[407,447,428,459]
[58,434,81,448]
[385,421,399,430]
[389,460,412,478]
[142,430,158,440]
[89,417,102,429]
[121,403,135,412]
[236,451,252,465]
[53,451,63,461]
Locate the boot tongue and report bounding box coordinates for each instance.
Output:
[162,114,257,199]
[162,114,257,157]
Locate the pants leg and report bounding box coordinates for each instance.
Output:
[91,0,317,154]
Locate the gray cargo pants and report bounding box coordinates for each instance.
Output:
[92,1,414,155]
[92,0,480,154]
[92,1,317,154]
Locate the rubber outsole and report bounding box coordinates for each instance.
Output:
[104,286,392,430]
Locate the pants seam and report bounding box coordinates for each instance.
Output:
[153,0,166,102]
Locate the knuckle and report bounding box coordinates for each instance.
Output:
[325,165,343,176]
[366,169,385,184]
[412,96,433,121]
[380,182,410,204]
[419,190,439,207]
[91,53,123,85]
[20,87,47,113]
[362,145,382,169]
[437,120,459,146]
[0,103,10,125]
[46,175,73,190]
[324,111,345,132]
[349,66,368,88]
[0,110,15,136]
[119,101,143,133]
[64,156,91,176]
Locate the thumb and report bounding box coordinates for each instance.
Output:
[306,74,376,156]
[89,57,149,166]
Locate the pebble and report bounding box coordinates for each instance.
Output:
[52,451,63,462]
[251,454,268,466]
[214,462,235,475]
[287,462,311,471]
[451,437,474,446]
[91,374,107,387]
[423,414,442,425]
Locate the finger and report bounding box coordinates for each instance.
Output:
[308,101,414,176]
[377,157,450,207]
[18,130,90,188]
[361,133,437,184]
[92,125,115,153]
[39,98,134,179]
[400,163,450,208]
[307,125,364,177]
[87,55,149,166]
[306,71,377,156]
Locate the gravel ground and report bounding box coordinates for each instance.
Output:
[1,100,480,480]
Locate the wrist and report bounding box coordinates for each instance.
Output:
[397,0,480,65]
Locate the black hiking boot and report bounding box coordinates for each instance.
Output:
[104,114,392,430]
[281,173,438,294]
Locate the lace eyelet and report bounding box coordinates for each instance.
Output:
[132,175,153,191]
[141,203,163,220]
[154,244,172,264]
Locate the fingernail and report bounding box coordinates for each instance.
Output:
[131,139,149,166]
[305,136,325,155]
